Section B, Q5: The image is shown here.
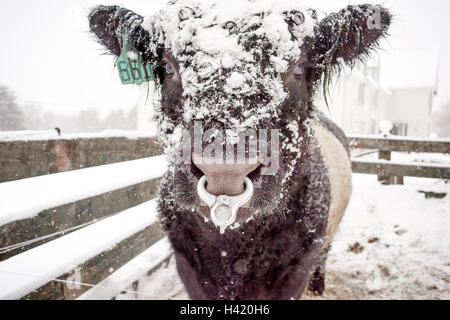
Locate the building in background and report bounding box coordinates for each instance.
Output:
[317,50,439,137]
[316,56,391,135]
[379,50,439,137]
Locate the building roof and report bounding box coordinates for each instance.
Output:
[379,50,439,90]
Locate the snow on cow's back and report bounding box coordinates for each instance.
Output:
[141,0,317,132]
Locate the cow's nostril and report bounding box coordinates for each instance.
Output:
[189,161,204,180]
[247,164,261,182]
[193,157,260,196]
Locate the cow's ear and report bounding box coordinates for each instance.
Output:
[312,4,391,70]
[88,5,152,57]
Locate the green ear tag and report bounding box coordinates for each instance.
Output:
[117,34,154,85]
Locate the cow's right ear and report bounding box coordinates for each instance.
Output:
[88,5,152,58]
[312,5,391,71]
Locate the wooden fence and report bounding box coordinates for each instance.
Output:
[349,135,450,184]
[0,134,167,300]
[0,133,449,300]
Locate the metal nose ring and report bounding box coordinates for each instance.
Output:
[197,176,254,234]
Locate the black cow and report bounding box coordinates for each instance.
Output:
[89,0,391,299]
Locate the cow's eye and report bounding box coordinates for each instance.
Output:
[293,65,304,78]
[165,63,175,77]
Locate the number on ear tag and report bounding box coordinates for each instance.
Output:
[117,34,154,85]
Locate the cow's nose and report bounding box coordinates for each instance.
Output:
[193,158,260,196]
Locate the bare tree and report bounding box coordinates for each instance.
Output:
[432,100,450,138]
[102,107,137,130]
[6,93,137,133]
[0,85,25,131]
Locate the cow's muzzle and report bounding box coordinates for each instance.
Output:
[193,158,259,233]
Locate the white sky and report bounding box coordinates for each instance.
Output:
[0,0,449,116]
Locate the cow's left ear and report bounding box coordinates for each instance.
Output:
[88,5,153,58]
[312,4,391,71]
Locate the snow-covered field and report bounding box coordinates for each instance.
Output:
[111,174,450,300]
[314,174,449,300]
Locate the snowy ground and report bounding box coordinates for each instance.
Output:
[112,174,450,300]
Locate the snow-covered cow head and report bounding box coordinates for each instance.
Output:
[89,0,390,299]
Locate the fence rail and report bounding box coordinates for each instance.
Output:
[349,135,450,184]
[352,160,450,180]
[0,133,449,299]
[0,136,162,183]
[348,135,450,153]
[23,219,164,300]
[0,178,161,261]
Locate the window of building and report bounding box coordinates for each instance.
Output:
[358,83,365,106]
[371,120,378,134]
[373,92,379,108]
[392,123,408,136]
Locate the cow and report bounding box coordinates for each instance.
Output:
[89,0,391,300]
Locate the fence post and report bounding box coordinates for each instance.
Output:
[377,150,404,185]
[378,150,391,185]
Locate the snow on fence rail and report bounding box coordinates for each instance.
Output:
[0,133,162,183]
[348,134,450,153]
[349,135,450,184]
[0,134,449,300]
[0,200,164,300]
[0,156,167,261]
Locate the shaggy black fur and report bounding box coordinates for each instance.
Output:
[158,131,330,300]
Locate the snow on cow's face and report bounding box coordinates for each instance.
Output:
[145,1,322,224]
[142,0,317,139]
[89,0,391,223]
